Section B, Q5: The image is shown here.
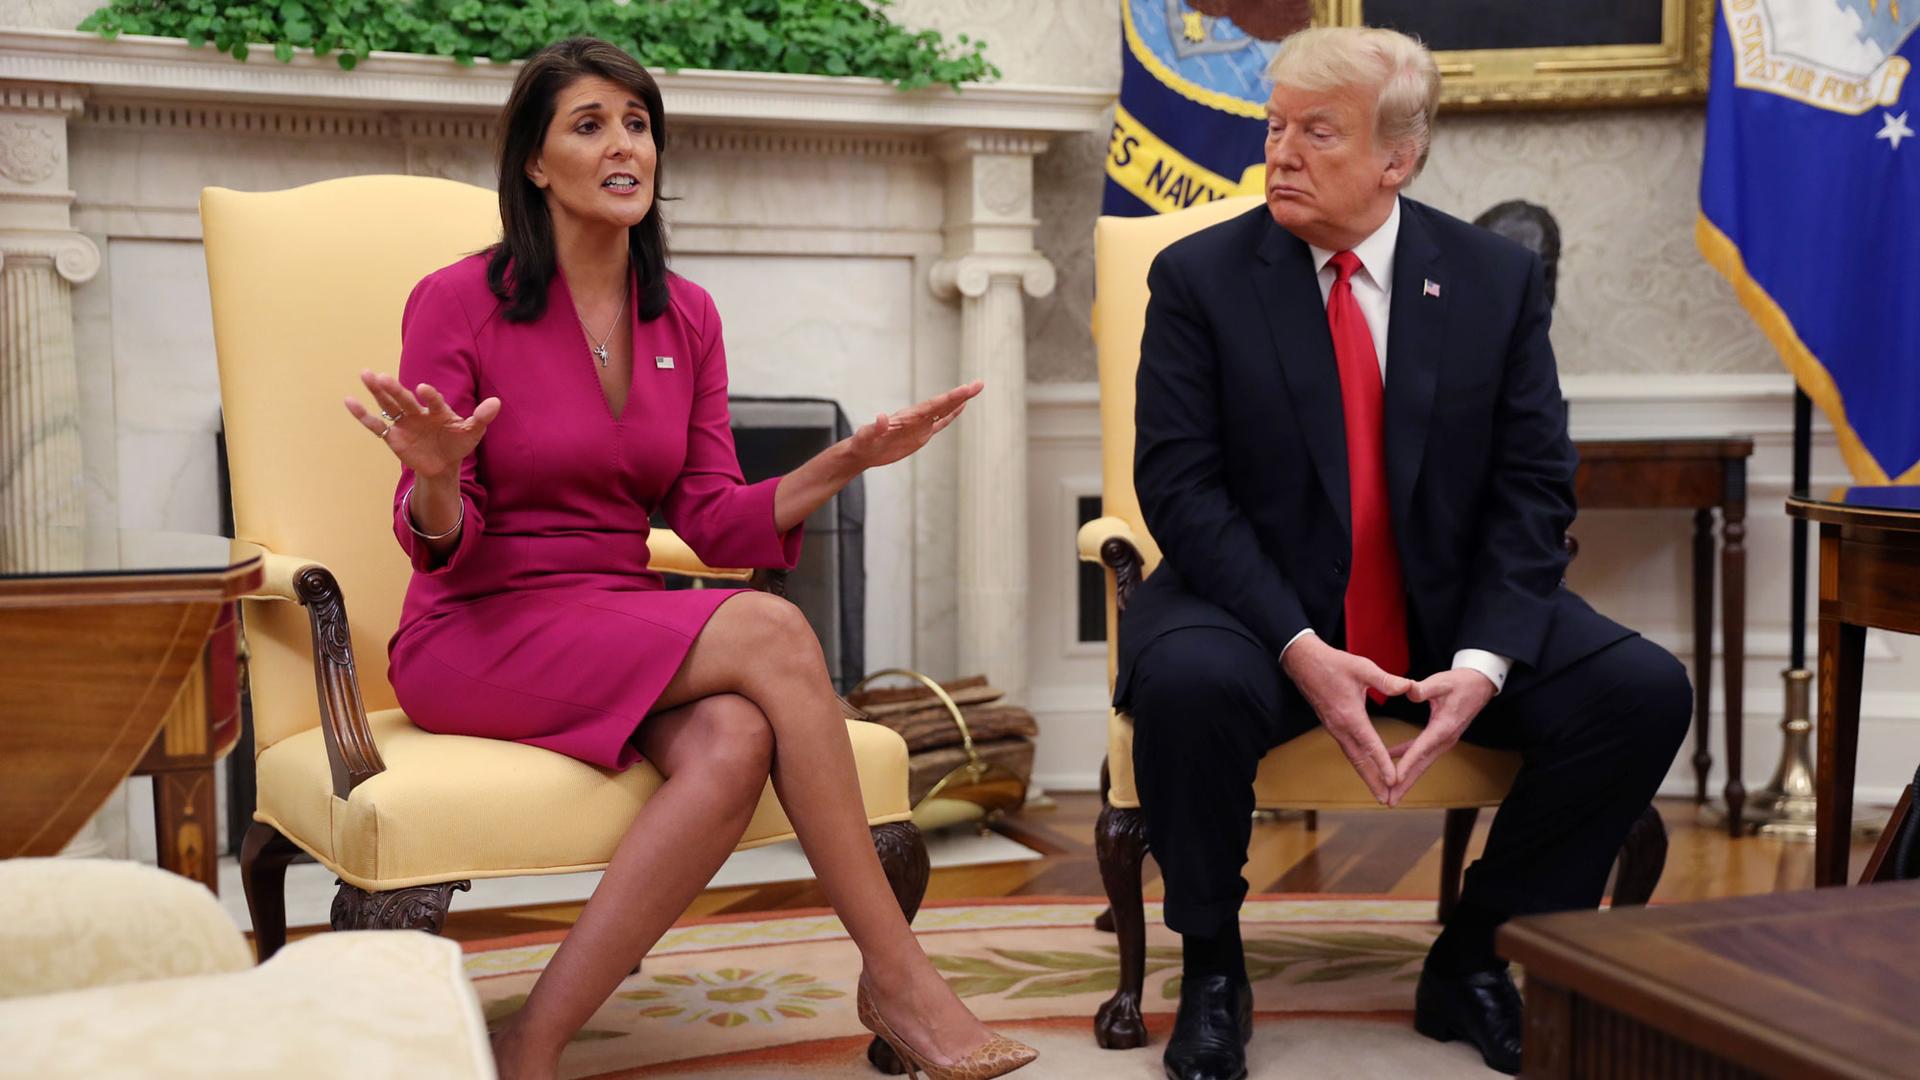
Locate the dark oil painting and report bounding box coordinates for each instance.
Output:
[1361,0,1667,53]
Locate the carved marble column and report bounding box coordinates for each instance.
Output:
[0,84,97,571]
[930,134,1056,709]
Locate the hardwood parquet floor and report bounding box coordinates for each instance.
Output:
[425,795,1883,944]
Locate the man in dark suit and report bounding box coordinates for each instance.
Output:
[1119,27,1691,1079]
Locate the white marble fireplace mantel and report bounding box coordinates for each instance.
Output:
[0,27,1113,710]
[0,27,1110,132]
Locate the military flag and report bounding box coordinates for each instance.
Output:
[1104,1,1291,216]
[1698,0,1920,482]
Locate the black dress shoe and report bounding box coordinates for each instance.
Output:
[1163,973,1252,1080]
[1413,965,1524,1075]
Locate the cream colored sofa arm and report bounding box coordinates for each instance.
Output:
[1078,516,1143,564]
[0,931,495,1078]
[0,859,253,1000]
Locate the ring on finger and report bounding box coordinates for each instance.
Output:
[379,409,401,423]
[377,422,394,439]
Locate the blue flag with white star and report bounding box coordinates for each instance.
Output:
[1699,0,1920,482]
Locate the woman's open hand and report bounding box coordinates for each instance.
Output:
[846,381,982,470]
[344,370,501,480]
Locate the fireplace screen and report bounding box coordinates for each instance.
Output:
[656,397,867,692]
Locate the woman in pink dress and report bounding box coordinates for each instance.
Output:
[342,37,1034,1080]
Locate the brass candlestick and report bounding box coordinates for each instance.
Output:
[1741,668,1818,839]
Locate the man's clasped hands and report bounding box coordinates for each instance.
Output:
[1280,634,1499,807]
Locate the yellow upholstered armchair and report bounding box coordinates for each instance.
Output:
[1079,195,1667,1049]
[202,177,926,976]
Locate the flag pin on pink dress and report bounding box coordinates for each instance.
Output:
[1423,279,1441,298]
[655,355,675,369]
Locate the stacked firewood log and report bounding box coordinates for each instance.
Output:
[846,675,1037,807]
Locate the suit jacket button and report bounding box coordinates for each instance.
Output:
[1332,558,1346,575]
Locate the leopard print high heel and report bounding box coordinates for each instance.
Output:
[855,979,1038,1079]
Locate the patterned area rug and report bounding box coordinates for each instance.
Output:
[467,897,1499,1078]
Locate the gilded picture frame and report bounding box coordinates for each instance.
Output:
[1312,0,1716,110]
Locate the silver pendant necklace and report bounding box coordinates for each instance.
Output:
[577,280,628,368]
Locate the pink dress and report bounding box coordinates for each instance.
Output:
[385,254,802,770]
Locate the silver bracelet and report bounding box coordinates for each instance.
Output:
[402,484,463,541]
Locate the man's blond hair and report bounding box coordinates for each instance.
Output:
[1266,26,1441,181]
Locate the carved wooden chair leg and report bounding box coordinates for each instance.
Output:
[868,821,931,1075]
[1094,797,1151,1049]
[1609,805,1668,908]
[1437,807,1479,924]
[329,879,471,935]
[1094,757,1117,933]
[239,821,303,962]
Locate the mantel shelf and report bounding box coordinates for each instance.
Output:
[0,28,1112,135]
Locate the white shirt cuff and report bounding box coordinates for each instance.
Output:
[1451,649,1512,694]
[1278,627,1316,664]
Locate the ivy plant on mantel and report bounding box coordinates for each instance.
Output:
[77,0,998,89]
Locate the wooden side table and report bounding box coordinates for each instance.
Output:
[131,599,245,890]
[1575,437,1753,834]
[0,531,260,892]
[1786,486,1920,887]
[1499,878,1920,1078]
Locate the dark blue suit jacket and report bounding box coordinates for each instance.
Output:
[1115,199,1631,708]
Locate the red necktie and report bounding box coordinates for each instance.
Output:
[1326,251,1408,696]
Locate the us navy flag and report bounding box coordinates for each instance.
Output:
[1698,0,1920,482]
[1104,2,1277,216]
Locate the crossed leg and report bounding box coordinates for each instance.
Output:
[490,692,773,1078]
[647,592,994,1063]
[492,591,993,1078]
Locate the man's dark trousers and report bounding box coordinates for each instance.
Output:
[1126,616,1690,952]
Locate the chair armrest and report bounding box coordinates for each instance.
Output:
[1076,516,1139,564]
[647,529,754,583]
[257,540,754,589]
[256,537,758,587]
[237,546,386,798]
[244,551,325,602]
[1076,516,1146,613]
[649,529,790,597]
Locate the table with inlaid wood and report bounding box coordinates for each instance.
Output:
[0,531,260,891]
[1500,877,1920,1079]
[1786,485,1920,888]
[1574,437,1753,834]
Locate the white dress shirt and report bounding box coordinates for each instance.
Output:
[1277,198,1513,694]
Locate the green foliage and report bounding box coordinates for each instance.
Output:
[76,0,998,88]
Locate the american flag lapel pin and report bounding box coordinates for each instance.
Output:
[1423,279,1441,298]
[654,355,675,370]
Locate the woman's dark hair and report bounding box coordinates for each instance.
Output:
[488,37,670,323]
